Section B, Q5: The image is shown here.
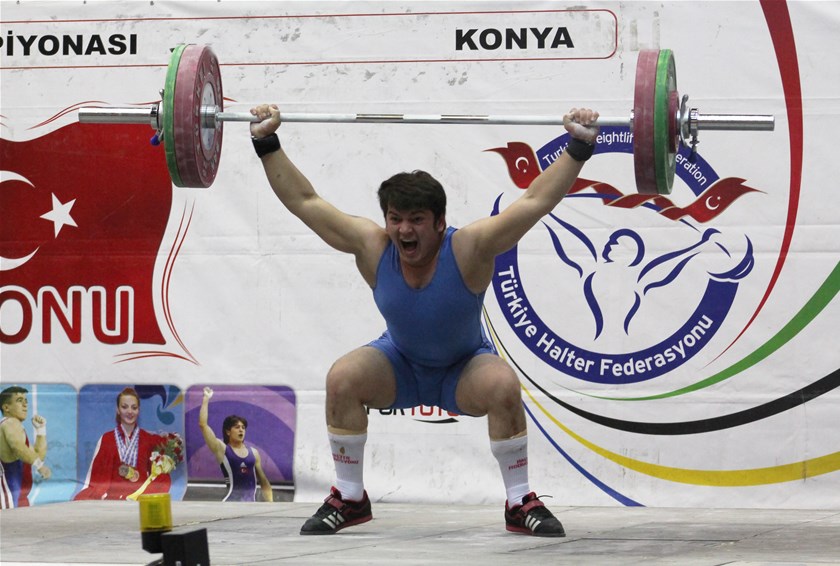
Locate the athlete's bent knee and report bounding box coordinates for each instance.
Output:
[326,360,361,401]
[486,368,521,406]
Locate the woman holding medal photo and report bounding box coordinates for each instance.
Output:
[74,387,172,500]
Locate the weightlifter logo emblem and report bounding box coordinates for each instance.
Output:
[487,127,759,383]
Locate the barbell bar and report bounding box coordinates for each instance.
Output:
[76,105,773,130]
[79,105,635,126]
[77,43,775,194]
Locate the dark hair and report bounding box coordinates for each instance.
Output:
[377,170,446,222]
[115,387,141,426]
[222,415,248,444]
[0,386,28,414]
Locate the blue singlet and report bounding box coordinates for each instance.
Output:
[220,444,257,502]
[369,226,495,412]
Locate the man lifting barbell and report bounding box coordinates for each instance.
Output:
[75,43,775,536]
[249,102,600,537]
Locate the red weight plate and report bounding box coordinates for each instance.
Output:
[172,44,223,188]
[633,50,660,195]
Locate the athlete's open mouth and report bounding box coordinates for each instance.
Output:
[401,240,418,252]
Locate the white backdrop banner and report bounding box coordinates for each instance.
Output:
[1,1,838,509]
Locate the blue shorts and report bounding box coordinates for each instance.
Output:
[367,331,497,415]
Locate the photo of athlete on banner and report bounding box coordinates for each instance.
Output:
[197,387,273,502]
[74,385,185,501]
[184,385,296,502]
[1,385,49,508]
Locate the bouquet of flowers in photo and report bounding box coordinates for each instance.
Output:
[150,432,184,476]
[127,432,184,501]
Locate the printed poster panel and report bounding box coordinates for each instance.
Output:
[183,385,296,502]
[75,384,186,501]
[0,383,77,507]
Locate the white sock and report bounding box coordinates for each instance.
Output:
[490,434,530,505]
[329,431,367,502]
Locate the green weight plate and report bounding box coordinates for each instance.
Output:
[162,44,187,188]
[652,49,677,195]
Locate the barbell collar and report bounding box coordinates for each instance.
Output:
[79,106,160,129]
[691,113,775,131]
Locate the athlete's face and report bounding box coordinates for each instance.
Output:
[2,393,28,421]
[116,395,139,428]
[228,421,246,443]
[385,207,445,267]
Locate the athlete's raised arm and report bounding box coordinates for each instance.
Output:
[250,104,387,279]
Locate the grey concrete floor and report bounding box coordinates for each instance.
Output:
[1,501,839,565]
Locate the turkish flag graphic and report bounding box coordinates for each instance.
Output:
[485,142,541,189]
[1,123,172,345]
[659,178,760,223]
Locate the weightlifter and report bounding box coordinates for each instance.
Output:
[249,103,599,536]
[1,386,50,508]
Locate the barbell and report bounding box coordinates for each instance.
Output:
[78,43,774,195]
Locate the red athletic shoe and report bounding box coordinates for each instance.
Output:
[505,492,566,537]
[300,487,372,535]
